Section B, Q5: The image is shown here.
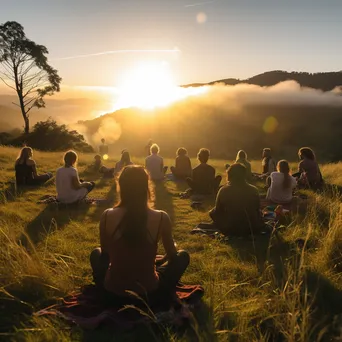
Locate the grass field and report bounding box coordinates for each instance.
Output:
[0,146,341,341]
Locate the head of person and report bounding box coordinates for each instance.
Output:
[64,150,78,168]
[116,165,152,245]
[120,149,131,165]
[147,139,153,145]
[177,147,188,157]
[227,163,247,184]
[236,150,247,161]
[262,148,272,158]
[101,138,105,144]
[17,146,33,163]
[277,159,292,188]
[150,143,160,155]
[197,148,210,164]
[298,147,316,161]
[94,154,102,164]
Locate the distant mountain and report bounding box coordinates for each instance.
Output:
[183,71,342,91]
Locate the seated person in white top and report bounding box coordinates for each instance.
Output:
[145,144,168,181]
[266,160,297,204]
[56,150,95,204]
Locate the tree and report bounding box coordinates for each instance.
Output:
[0,21,61,134]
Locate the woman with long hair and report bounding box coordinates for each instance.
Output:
[234,150,252,181]
[15,146,52,186]
[266,160,297,204]
[294,147,323,189]
[56,150,95,204]
[114,150,133,174]
[90,165,189,306]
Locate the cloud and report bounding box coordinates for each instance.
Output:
[51,49,181,61]
[185,0,216,8]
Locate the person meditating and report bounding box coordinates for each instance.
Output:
[114,150,133,175]
[170,147,192,180]
[186,148,221,195]
[234,150,252,181]
[145,144,168,181]
[260,148,276,179]
[294,147,323,189]
[90,166,189,306]
[56,150,95,204]
[210,163,264,236]
[15,146,52,186]
[266,160,297,204]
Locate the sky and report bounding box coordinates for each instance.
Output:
[1,0,342,88]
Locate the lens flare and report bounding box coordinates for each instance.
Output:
[263,116,279,134]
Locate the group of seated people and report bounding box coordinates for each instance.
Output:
[12,144,324,308]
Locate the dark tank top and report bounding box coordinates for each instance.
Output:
[15,162,34,185]
[104,211,163,296]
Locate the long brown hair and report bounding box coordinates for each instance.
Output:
[277,160,291,189]
[298,147,316,161]
[116,165,152,245]
[16,147,33,165]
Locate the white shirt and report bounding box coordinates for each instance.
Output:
[145,154,164,180]
[267,172,297,204]
[56,166,88,204]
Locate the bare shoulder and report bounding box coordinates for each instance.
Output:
[148,208,170,221]
[27,159,36,165]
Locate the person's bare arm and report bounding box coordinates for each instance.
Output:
[160,212,177,259]
[99,210,109,254]
[71,174,91,190]
[30,161,38,177]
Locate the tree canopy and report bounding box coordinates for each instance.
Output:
[0,21,61,133]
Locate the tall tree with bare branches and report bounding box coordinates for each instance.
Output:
[0,21,61,134]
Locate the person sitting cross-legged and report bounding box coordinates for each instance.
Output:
[234,150,252,181]
[56,150,95,204]
[90,166,189,307]
[186,148,221,195]
[210,163,264,236]
[145,144,168,181]
[15,146,53,186]
[266,160,297,204]
[170,147,192,180]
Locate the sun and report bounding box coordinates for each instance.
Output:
[115,62,180,110]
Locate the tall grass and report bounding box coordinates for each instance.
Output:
[0,146,341,341]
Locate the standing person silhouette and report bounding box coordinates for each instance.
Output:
[99,138,109,158]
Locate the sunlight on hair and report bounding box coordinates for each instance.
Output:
[102,154,109,160]
[263,116,279,133]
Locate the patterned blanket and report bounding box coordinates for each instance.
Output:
[35,284,204,330]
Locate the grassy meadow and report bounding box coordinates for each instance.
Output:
[0,146,341,341]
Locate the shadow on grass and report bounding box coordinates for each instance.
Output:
[153,181,175,221]
[228,231,342,340]
[19,203,91,248]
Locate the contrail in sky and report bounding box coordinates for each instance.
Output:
[185,0,216,7]
[52,49,180,61]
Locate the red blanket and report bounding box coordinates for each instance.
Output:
[35,284,204,330]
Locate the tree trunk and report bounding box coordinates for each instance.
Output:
[13,64,30,134]
[23,115,29,135]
